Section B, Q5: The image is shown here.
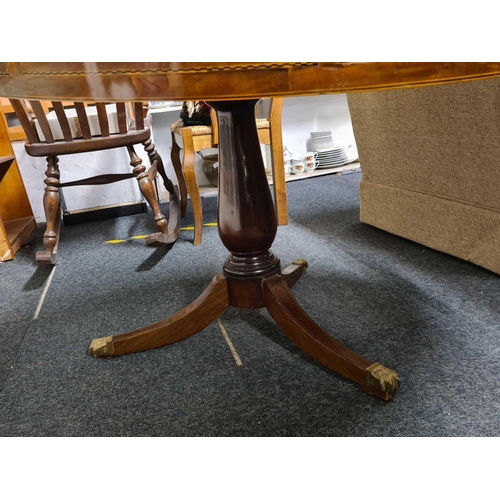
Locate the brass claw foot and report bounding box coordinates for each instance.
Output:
[282,258,308,288]
[88,335,114,358]
[363,362,400,400]
[292,258,308,270]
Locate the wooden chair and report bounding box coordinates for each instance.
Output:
[170,98,287,246]
[9,99,181,264]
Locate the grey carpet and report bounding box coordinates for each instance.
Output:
[0,171,499,436]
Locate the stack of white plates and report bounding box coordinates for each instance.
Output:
[311,131,357,168]
[316,146,351,168]
[311,130,335,152]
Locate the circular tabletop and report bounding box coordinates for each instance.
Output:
[1,62,500,102]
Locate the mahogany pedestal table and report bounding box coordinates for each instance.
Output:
[3,63,500,400]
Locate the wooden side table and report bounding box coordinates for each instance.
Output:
[0,108,36,261]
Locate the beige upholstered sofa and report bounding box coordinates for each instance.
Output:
[347,77,500,275]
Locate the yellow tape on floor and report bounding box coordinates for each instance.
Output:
[105,222,218,244]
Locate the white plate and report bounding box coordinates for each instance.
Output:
[318,160,348,165]
[318,158,348,163]
[314,147,344,153]
[315,145,344,150]
[317,167,342,170]
[319,160,349,165]
[311,130,332,136]
[316,152,347,158]
[318,156,349,162]
[317,159,351,168]
[317,150,346,154]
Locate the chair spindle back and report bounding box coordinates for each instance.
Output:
[8,99,147,144]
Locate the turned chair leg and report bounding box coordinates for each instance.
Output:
[170,130,188,218]
[142,137,175,196]
[127,145,168,236]
[180,129,203,246]
[37,155,61,265]
[141,138,181,241]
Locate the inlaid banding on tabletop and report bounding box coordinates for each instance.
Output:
[11,62,319,76]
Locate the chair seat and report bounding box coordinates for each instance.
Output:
[171,118,270,136]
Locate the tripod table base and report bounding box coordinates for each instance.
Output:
[88,259,400,401]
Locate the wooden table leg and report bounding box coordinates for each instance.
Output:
[263,274,399,400]
[88,99,400,400]
[89,274,229,357]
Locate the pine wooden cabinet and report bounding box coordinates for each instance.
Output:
[0,109,36,262]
